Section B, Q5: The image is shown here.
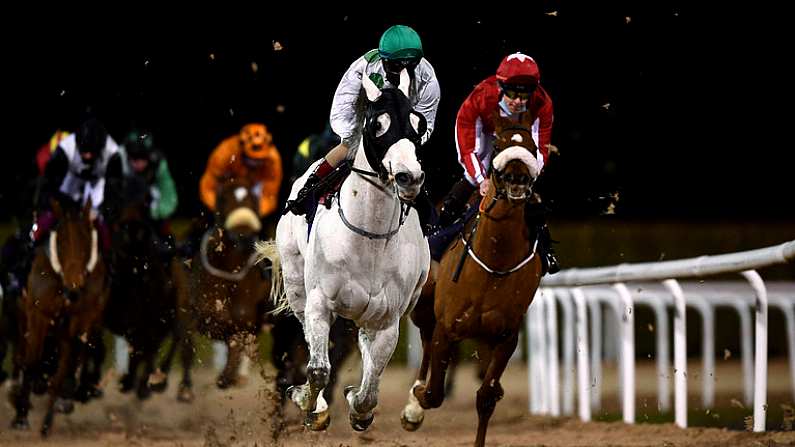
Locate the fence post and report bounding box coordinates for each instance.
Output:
[588,299,602,411]
[613,283,635,424]
[663,279,688,428]
[545,288,561,416]
[571,287,591,421]
[742,270,768,432]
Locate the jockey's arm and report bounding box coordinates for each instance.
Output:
[258,148,283,217]
[537,93,554,166]
[413,61,441,145]
[152,159,178,220]
[199,144,229,211]
[330,57,369,151]
[455,87,489,186]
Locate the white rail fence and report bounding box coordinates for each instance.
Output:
[528,239,795,431]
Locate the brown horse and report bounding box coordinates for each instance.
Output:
[10,198,109,436]
[401,115,544,447]
[174,177,272,401]
[105,176,178,399]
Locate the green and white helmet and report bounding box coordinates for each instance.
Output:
[378,25,423,60]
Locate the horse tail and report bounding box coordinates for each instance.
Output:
[254,240,290,315]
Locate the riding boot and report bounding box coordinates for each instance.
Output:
[438,179,477,229]
[411,188,439,236]
[539,223,561,275]
[525,203,560,275]
[284,160,335,216]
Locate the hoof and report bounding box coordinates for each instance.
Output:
[177,383,194,403]
[149,379,168,393]
[119,374,135,393]
[400,409,424,432]
[136,384,152,401]
[216,375,237,389]
[304,410,331,431]
[11,417,30,430]
[54,398,74,414]
[75,385,103,403]
[349,411,374,432]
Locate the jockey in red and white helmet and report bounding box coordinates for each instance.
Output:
[456,52,553,188]
[433,52,559,274]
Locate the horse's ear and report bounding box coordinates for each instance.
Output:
[398,68,410,97]
[51,198,63,220]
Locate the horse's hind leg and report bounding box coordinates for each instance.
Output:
[136,346,158,400]
[473,334,518,447]
[288,287,331,430]
[345,323,399,431]
[401,300,436,431]
[120,345,142,394]
[414,324,454,410]
[176,323,195,403]
[324,317,356,404]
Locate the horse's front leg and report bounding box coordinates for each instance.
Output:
[287,287,331,430]
[474,333,518,447]
[345,322,399,431]
[216,336,244,389]
[41,336,78,437]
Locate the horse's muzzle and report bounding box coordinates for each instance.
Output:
[396,171,425,201]
[65,287,81,303]
[505,181,532,201]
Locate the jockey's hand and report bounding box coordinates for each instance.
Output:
[479,179,491,197]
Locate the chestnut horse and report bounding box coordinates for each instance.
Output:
[401,115,544,447]
[10,198,109,436]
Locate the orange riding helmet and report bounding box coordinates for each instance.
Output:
[239,123,273,160]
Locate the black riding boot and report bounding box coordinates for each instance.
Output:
[284,160,335,216]
[525,203,560,275]
[538,223,560,275]
[411,188,438,236]
[438,179,477,229]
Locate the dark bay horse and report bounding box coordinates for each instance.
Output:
[175,177,270,401]
[401,115,544,447]
[105,176,178,399]
[10,198,109,436]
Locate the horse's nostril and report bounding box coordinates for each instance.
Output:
[395,172,411,185]
[66,289,80,302]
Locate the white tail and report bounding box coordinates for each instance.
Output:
[255,240,290,314]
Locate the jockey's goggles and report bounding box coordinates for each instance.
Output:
[383,57,420,75]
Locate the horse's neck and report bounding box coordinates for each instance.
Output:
[473,195,531,268]
[337,148,399,235]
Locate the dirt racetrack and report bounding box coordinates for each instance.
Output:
[2,358,795,446]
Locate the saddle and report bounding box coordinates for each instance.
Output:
[305,164,352,239]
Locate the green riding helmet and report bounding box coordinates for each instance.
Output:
[378,25,423,61]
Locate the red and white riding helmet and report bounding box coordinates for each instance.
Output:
[496,52,540,87]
